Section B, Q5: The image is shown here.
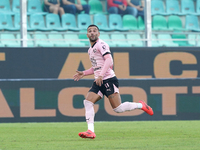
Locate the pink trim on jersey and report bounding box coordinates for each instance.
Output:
[88,38,115,80]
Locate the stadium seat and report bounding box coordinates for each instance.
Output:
[151,34,162,47]
[93,14,113,31]
[64,33,85,47]
[187,34,198,46]
[77,14,91,30]
[151,0,169,15]
[16,34,35,47]
[166,0,183,15]
[48,32,70,47]
[126,34,143,47]
[61,13,80,31]
[168,15,185,31]
[0,14,19,31]
[196,0,200,14]
[109,14,128,31]
[0,33,20,47]
[88,0,104,14]
[99,33,117,47]
[27,0,48,15]
[46,14,66,31]
[12,0,20,13]
[138,16,145,30]
[181,0,198,15]
[122,15,138,30]
[14,14,34,31]
[78,30,90,46]
[0,0,14,14]
[185,15,200,31]
[157,34,179,47]
[110,33,132,47]
[152,15,169,30]
[33,32,54,47]
[30,14,49,31]
[171,32,192,46]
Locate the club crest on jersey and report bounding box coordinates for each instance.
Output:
[93,48,97,53]
[102,45,106,50]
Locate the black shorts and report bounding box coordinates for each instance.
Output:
[89,76,119,98]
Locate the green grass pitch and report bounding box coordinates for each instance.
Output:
[0,121,200,150]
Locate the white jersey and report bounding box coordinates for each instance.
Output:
[88,38,115,80]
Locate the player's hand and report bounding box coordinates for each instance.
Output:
[73,70,84,81]
[95,76,103,86]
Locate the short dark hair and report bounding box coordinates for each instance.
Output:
[87,24,99,31]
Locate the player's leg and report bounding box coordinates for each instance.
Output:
[105,77,153,115]
[108,92,153,116]
[78,92,101,139]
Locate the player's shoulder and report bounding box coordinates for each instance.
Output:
[97,38,109,47]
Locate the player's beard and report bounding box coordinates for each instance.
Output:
[89,36,98,42]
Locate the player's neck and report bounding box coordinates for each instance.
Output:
[90,39,98,47]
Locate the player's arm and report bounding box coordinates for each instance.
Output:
[95,53,113,86]
[73,68,94,81]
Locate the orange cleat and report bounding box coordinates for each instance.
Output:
[78,130,96,139]
[139,100,154,116]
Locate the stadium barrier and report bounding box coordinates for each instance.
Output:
[0,47,200,122]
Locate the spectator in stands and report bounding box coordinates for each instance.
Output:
[107,0,136,16]
[61,0,90,15]
[44,0,65,17]
[127,0,144,19]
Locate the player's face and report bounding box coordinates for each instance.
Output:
[87,26,100,42]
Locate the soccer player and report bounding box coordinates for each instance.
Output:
[73,25,153,139]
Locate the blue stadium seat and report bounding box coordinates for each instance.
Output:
[33,32,54,47]
[77,14,91,30]
[93,14,113,31]
[99,33,117,47]
[46,14,66,31]
[109,14,128,31]
[110,33,132,47]
[29,14,49,31]
[126,34,143,47]
[185,15,200,31]
[0,33,20,47]
[12,0,20,13]
[27,0,48,15]
[14,14,34,31]
[196,0,200,14]
[151,34,163,47]
[157,34,179,47]
[151,0,169,15]
[0,14,19,31]
[0,0,14,14]
[16,34,35,47]
[166,0,183,15]
[181,0,198,15]
[64,33,85,47]
[61,13,80,31]
[48,32,70,47]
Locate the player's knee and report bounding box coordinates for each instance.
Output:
[113,104,124,113]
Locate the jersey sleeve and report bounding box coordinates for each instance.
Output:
[98,41,111,57]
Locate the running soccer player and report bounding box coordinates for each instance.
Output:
[73,24,154,139]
